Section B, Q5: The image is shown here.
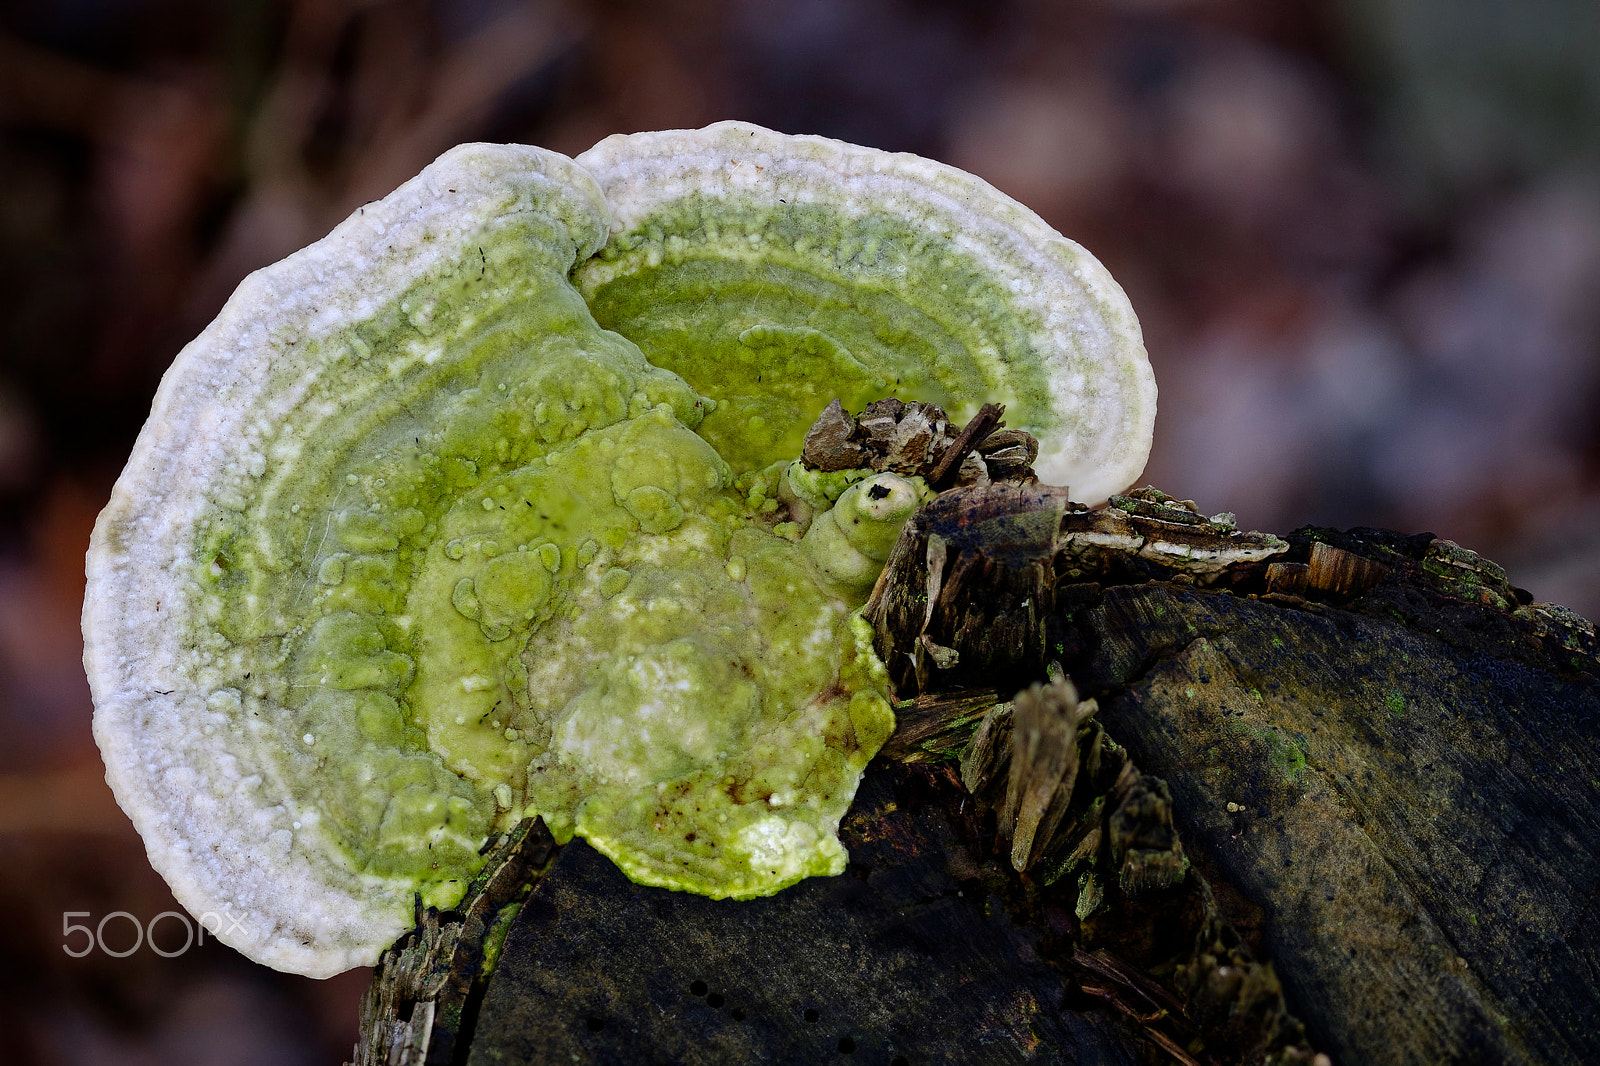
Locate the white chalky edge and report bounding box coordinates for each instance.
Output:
[84,143,610,978]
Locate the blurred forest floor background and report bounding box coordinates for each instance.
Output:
[1,0,1597,1062]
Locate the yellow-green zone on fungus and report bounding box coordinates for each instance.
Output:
[82,122,1155,978]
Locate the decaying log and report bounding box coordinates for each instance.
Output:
[348,819,557,1066]
[1000,678,1097,872]
[877,687,1003,764]
[801,398,1037,488]
[959,699,1014,795]
[1076,575,1598,1066]
[464,765,1152,1066]
[941,666,1318,1063]
[865,482,1072,693]
[352,452,1599,1064]
[926,402,1006,489]
[862,487,1600,1066]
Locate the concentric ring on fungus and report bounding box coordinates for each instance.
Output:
[84,121,1155,977]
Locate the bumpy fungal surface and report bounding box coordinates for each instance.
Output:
[83,122,1154,978]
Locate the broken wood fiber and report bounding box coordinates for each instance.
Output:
[1000,677,1097,871]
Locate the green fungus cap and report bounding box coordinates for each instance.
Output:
[83,122,1154,978]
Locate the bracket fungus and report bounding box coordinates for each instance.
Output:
[83,122,1155,977]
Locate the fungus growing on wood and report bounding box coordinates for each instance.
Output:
[83,122,1155,976]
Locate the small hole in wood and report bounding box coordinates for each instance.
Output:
[706,993,724,1008]
[837,1036,856,1053]
[804,1008,820,1023]
[690,980,708,996]
[585,1017,605,1032]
